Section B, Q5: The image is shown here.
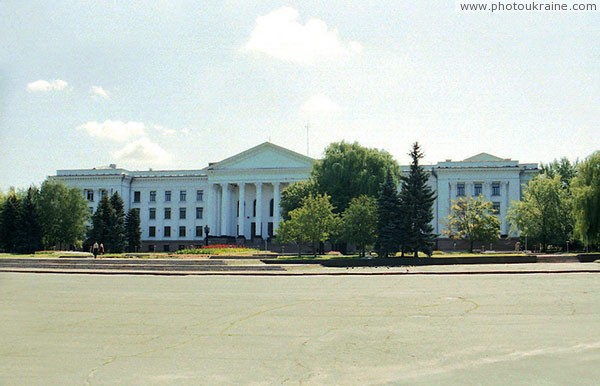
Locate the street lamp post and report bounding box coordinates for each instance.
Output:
[204,225,210,247]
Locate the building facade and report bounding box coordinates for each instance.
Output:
[53,142,538,252]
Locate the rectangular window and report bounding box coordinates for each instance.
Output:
[164,207,171,219]
[492,202,501,215]
[134,191,141,203]
[492,183,501,196]
[474,183,482,196]
[85,190,94,202]
[149,226,156,237]
[196,207,203,219]
[195,226,203,237]
[164,226,171,237]
[268,222,274,237]
[100,189,108,198]
[179,226,186,237]
[89,207,94,215]
[180,208,186,219]
[180,190,187,201]
[163,244,170,252]
[165,190,171,202]
[196,190,204,202]
[149,208,156,220]
[457,183,465,197]
[149,190,156,202]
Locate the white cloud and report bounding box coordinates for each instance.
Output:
[154,124,177,137]
[112,138,172,167]
[91,86,110,99]
[76,120,146,142]
[244,7,362,65]
[27,79,68,92]
[301,94,340,115]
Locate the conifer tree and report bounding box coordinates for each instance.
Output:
[399,143,436,257]
[125,208,141,252]
[14,187,42,254]
[376,170,402,257]
[109,192,126,253]
[0,191,21,252]
[90,194,115,251]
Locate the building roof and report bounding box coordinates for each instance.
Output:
[462,153,507,162]
[206,142,315,171]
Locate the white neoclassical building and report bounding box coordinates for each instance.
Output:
[53,142,538,251]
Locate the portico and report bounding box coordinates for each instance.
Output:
[204,143,314,238]
[211,181,286,238]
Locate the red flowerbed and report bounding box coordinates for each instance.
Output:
[201,244,243,249]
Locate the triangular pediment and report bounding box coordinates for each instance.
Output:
[207,142,315,171]
[462,153,506,162]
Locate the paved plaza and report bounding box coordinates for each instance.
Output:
[1,270,599,385]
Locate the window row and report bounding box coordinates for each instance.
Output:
[133,189,204,203]
[83,189,109,202]
[236,199,276,217]
[148,226,206,238]
[456,182,501,197]
[148,207,203,220]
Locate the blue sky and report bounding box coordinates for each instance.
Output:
[1,1,599,190]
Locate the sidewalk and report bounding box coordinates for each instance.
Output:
[0,257,598,276]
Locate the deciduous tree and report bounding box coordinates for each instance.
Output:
[341,195,378,257]
[312,141,401,213]
[540,157,578,188]
[507,175,572,252]
[38,180,89,249]
[571,151,600,249]
[276,193,340,257]
[280,180,318,220]
[445,195,501,253]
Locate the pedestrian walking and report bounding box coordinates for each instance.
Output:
[92,242,99,259]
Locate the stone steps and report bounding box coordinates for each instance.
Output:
[536,255,580,263]
[0,258,286,273]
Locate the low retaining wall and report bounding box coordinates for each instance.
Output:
[263,255,538,267]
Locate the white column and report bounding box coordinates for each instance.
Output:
[202,184,216,236]
[237,183,245,237]
[255,182,263,238]
[503,181,510,234]
[273,182,281,234]
[221,183,231,236]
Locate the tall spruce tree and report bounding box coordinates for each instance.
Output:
[399,143,436,257]
[0,191,21,252]
[90,194,115,251]
[125,208,142,252]
[109,192,126,253]
[14,187,42,254]
[376,170,402,257]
